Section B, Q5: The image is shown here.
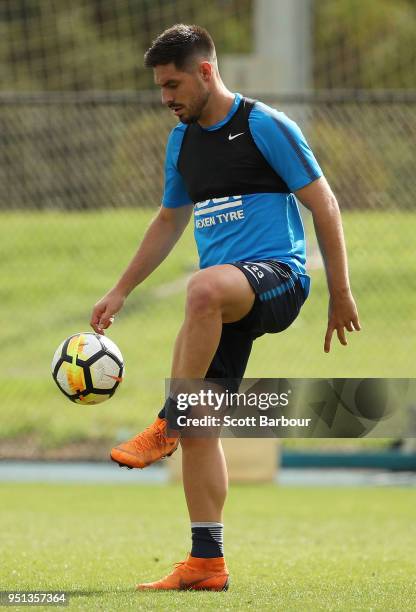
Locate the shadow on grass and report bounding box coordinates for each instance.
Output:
[64,588,134,597]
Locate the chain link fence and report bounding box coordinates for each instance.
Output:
[1,91,415,211]
[1,91,415,449]
[1,0,415,456]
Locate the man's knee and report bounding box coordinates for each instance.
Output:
[186,271,222,318]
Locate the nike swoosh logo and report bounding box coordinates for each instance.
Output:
[228,132,244,141]
[105,374,123,382]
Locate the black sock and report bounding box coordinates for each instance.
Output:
[191,522,224,558]
[158,397,189,430]
[158,396,173,420]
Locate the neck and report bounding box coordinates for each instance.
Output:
[198,83,235,128]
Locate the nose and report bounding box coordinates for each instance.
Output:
[161,89,174,107]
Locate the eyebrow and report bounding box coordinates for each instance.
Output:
[157,79,179,87]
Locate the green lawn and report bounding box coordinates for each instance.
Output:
[1,209,415,446]
[1,483,415,610]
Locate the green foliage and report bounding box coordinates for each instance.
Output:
[0,0,253,91]
[314,0,416,89]
[0,0,414,91]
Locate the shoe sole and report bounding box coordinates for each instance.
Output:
[137,577,229,592]
[191,577,229,592]
[110,446,178,470]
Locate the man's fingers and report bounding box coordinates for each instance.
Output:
[348,317,361,332]
[325,299,361,352]
[337,326,348,346]
[90,304,116,335]
[90,305,105,334]
[90,305,103,325]
[325,321,351,352]
[98,315,111,329]
[97,310,116,332]
[324,325,334,353]
[99,316,115,329]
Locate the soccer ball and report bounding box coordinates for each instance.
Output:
[51,332,124,404]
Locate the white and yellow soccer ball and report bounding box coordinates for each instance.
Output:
[51,332,124,404]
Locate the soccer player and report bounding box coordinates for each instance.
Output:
[90,24,360,591]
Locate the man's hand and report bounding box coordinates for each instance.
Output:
[324,291,361,353]
[90,289,125,335]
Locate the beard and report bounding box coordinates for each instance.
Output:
[179,89,210,124]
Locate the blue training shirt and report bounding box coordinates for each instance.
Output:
[162,93,322,295]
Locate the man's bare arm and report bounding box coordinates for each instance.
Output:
[295,176,361,352]
[90,204,193,334]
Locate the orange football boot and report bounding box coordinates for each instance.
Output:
[110,417,179,469]
[136,554,229,591]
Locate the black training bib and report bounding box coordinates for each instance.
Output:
[177,97,290,203]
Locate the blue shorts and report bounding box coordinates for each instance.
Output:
[205,260,307,391]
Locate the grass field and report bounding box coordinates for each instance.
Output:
[1,209,415,447]
[1,483,415,610]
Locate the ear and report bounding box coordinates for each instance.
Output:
[199,60,213,82]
